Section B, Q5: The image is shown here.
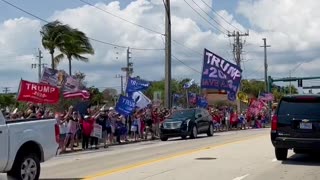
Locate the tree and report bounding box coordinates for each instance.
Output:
[240,79,265,98]
[0,95,16,108]
[88,86,104,106]
[73,71,87,88]
[41,21,71,70]
[57,28,94,75]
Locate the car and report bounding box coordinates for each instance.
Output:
[271,95,320,160]
[160,108,214,141]
[0,111,59,180]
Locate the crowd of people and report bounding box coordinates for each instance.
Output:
[2,102,270,154]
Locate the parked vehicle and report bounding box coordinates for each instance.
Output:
[271,95,320,160]
[160,108,214,141]
[0,112,59,180]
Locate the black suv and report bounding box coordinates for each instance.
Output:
[271,95,320,160]
[160,108,214,141]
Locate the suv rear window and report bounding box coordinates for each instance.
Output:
[278,98,320,116]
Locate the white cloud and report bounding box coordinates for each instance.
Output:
[1,0,320,93]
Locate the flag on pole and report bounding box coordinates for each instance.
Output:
[183,79,195,89]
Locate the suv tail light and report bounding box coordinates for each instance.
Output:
[271,115,278,132]
[54,124,60,144]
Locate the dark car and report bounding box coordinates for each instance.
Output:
[271,95,320,160]
[160,108,214,141]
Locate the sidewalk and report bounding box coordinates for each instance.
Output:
[61,136,159,154]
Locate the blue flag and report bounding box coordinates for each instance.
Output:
[197,96,208,108]
[115,95,136,116]
[201,48,242,101]
[173,94,182,104]
[126,77,151,93]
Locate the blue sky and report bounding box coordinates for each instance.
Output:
[0,0,319,93]
[0,0,247,26]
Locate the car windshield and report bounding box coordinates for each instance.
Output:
[278,99,320,117]
[169,109,195,119]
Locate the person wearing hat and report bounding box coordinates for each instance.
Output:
[81,115,94,150]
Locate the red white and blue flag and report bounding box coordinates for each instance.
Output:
[63,90,90,100]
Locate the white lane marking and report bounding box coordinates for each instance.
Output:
[272,158,277,162]
[232,174,250,180]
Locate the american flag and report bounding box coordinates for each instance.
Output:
[63,90,90,100]
[259,93,274,101]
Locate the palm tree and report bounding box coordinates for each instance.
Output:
[57,28,94,75]
[40,21,71,70]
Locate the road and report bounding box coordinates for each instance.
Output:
[2,128,320,180]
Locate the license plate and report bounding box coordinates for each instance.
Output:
[300,122,312,130]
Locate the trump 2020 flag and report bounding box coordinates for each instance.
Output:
[115,95,136,116]
[201,48,242,101]
[183,79,195,89]
[132,91,152,109]
[126,77,150,93]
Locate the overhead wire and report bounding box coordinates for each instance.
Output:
[183,0,227,35]
[79,0,164,36]
[0,0,164,51]
[190,0,230,33]
[199,0,242,32]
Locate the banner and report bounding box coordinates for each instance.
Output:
[201,48,242,101]
[115,95,136,116]
[90,124,102,139]
[132,91,152,109]
[40,67,67,88]
[17,80,60,104]
[126,77,150,93]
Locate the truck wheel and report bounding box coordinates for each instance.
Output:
[207,123,214,136]
[275,148,288,161]
[8,154,40,180]
[160,136,168,141]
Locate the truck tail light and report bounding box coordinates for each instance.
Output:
[54,124,60,144]
[271,115,278,132]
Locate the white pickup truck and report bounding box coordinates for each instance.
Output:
[0,112,58,180]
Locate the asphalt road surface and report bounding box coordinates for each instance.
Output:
[2,128,320,180]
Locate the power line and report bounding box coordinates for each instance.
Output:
[172,55,201,74]
[183,0,226,35]
[1,0,164,51]
[172,39,203,56]
[190,0,230,33]
[79,0,164,36]
[199,0,242,32]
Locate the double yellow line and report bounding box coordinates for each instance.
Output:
[83,134,268,180]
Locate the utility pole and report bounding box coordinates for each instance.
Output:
[115,74,124,95]
[260,38,271,93]
[164,0,172,109]
[122,47,133,91]
[228,31,249,113]
[3,87,10,94]
[31,49,45,82]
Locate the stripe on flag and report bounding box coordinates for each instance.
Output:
[63,90,90,99]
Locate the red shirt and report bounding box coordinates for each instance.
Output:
[82,118,94,136]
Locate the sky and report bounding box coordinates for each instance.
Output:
[1,0,320,94]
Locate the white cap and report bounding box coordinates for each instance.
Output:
[84,115,90,119]
[109,107,114,111]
